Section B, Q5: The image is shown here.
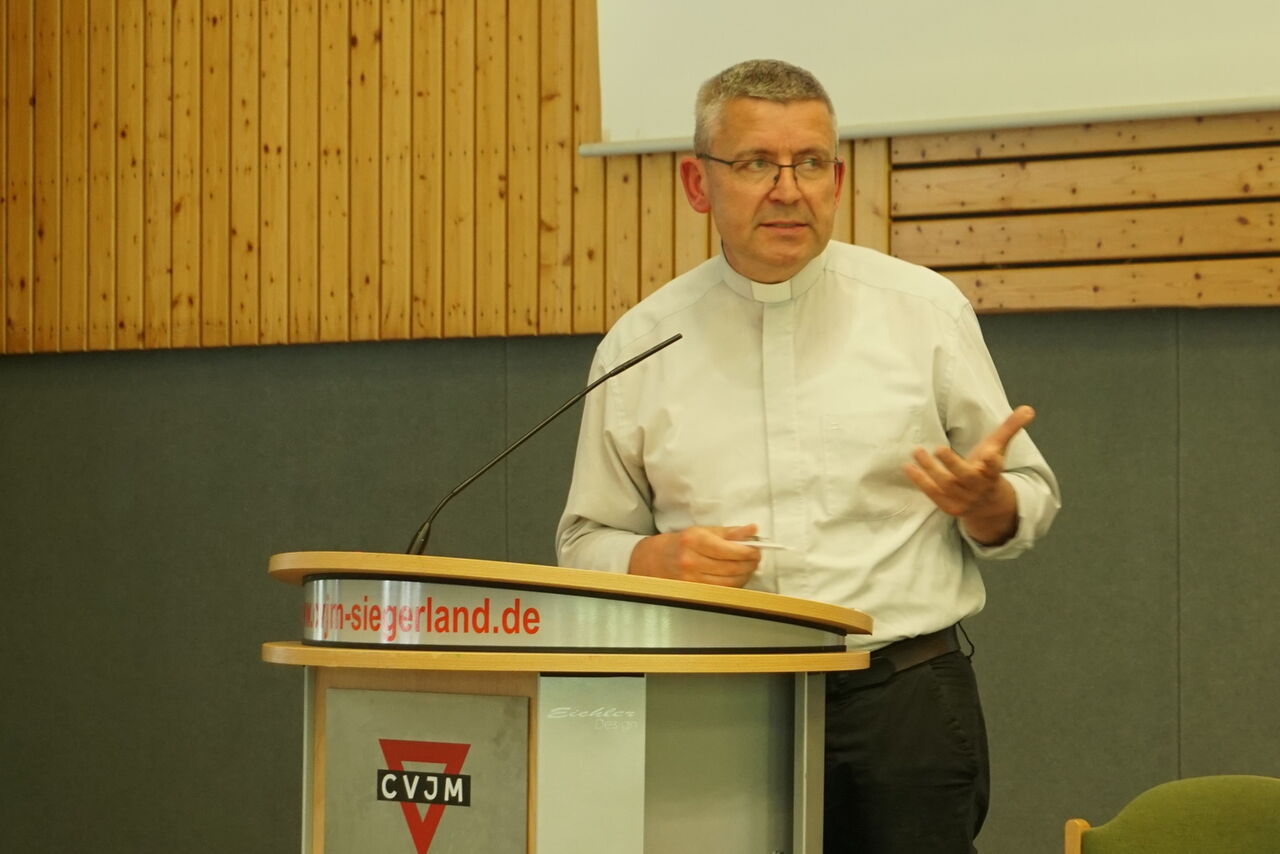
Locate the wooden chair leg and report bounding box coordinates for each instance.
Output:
[1064,818,1091,854]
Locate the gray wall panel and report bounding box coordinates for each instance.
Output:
[973,311,1182,853]
[0,339,511,853]
[1178,309,1280,778]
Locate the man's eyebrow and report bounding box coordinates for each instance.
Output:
[728,145,833,160]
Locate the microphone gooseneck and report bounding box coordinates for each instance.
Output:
[406,332,683,555]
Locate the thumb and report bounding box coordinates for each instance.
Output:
[719,523,758,542]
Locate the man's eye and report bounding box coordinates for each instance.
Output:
[738,159,773,173]
[793,158,824,176]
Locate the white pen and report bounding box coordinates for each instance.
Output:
[742,535,794,551]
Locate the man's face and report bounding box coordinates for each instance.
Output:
[681,98,843,284]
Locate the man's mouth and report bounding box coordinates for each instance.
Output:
[760,220,808,230]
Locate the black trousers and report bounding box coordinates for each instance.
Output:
[823,651,990,854]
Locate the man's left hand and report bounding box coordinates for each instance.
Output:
[903,405,1036,545]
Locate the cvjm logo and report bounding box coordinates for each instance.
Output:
[377,738,472,854]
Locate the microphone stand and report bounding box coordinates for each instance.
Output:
[406,333,682,555]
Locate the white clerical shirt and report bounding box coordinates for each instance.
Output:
[556,241,1060,650]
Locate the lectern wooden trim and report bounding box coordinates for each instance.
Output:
[267,549,872,637]
[263,551,872,854]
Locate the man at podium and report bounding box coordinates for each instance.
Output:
[556,60,1060,854]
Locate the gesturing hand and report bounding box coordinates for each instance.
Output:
[904,405,1036,544]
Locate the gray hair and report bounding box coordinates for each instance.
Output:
[693,59,836,154]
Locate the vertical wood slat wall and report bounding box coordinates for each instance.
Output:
[3,0,1278,356]
[0,0,880,356]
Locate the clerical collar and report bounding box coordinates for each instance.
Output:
[719,247,827,304]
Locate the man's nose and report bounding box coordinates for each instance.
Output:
[768,165,804,202]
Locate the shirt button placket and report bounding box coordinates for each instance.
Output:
[761,299,809,597]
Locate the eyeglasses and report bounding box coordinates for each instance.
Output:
[697,153,843,186]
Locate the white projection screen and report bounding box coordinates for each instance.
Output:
[590,0,1280,154]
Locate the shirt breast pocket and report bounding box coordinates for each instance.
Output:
[820,409,923,521]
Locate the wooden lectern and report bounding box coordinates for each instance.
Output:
[263,551,871,854]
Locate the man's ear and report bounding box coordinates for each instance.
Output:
[679,156,712,213]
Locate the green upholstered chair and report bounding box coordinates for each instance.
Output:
[1064,775,1280,854]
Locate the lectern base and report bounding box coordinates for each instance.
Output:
[299,667,824,854]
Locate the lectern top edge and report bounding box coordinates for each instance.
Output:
[268,550,872,635]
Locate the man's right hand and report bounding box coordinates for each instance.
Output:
[627,524,762,587]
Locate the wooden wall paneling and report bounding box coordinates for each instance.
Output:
[171,0,201,348]
[851,137,889,253]
[4,0,31,354]
[348,0,380,341]
[538,0,573,334]
[946,258,1280,312]
[60,0,86,351]
[200,0,230,347]
[442,0,475,337]
[891,111,1280,164]
[672,151,710,277]
[411,0,443,337]
[473,0,506,337]
[379,0,412,339]
[86,0,113,351]
[115,0,144,349]
[32,0,59,352]
[893,146,1280,217]
[259,0,289,345]
[570,0,603,334]
[143,0,172,349]
[10,3,1280,357]
[289,0,319,343]
[318,0,349,341]
[890,114,1280,313]
[831,139,853,245]
[229,0,259,346]
[894,202,1280,268]
[603,155,638,328]
[638,152,673,299]
[504,0,536,335]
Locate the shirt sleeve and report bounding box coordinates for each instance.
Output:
[944,304,1061,559]
[555,352,657,572]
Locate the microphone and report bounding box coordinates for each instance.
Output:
[406,332,683,555]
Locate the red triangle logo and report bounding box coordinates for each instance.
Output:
[378,738,471,854]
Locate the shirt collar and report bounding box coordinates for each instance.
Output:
[719,245,828,304]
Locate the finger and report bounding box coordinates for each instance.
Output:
[903,462,968,515]
[903,461,939,498]
[695,526,763,561]
[694,560,759,578]
[683,549,760,580]
[934,446,998,488]
[673,541,758,578]
[911,447,982,499]
[985,405,1036,454]
[695,566,757,588]
[911,446,951,481]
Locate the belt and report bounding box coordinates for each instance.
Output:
[826,625,962,694]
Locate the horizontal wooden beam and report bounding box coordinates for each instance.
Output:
[947,257,1280,313]
[892,111,1280,164]
[893,145,1280,217]
[893,202,1280,267]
